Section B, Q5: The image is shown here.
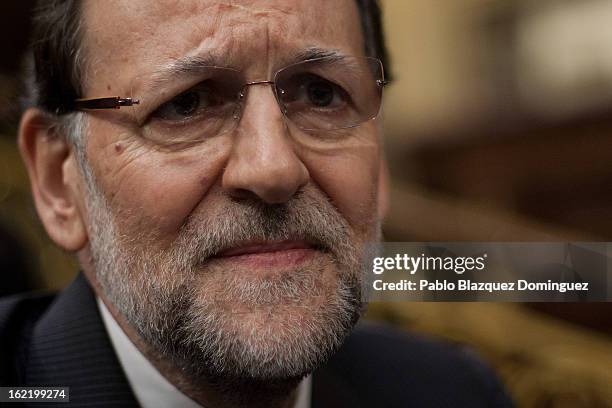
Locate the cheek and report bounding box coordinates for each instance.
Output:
[114,162,213,234]
[301,138,380,235]
[90,133,231,239]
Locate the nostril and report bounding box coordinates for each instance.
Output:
[228,188,259,201]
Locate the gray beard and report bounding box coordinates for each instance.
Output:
[82,164,373,389]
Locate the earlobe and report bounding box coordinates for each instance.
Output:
[18,109,88,252]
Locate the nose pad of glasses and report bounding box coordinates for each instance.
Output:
[274,88,289,115]
[233,90,247,120]
[234,86,289,121]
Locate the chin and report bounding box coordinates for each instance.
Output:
[177,260,362,381]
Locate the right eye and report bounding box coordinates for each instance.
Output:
[151,82,227,122]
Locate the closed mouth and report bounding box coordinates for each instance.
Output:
[206,239,325,271]
[215,240,317,258]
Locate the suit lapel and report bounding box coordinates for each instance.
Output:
[311,362,370,408]
[21,273,139,407]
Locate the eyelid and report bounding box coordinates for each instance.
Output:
[151,82,241,124]
[144,79,220,119]
[284,70,355,97]
[135,71,238,114]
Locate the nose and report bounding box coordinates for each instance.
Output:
[222,85,309,204]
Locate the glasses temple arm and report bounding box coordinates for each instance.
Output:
[73,96,140,110]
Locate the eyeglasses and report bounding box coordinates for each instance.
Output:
[74,56,387,147]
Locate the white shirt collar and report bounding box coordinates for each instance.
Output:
[97,298,311,408]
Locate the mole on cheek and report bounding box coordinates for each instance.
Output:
[114,143,124,154]
[107,84,111,91]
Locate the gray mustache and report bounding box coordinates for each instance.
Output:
[174,189,353,266]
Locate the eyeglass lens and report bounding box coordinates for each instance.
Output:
[129,57,384,147]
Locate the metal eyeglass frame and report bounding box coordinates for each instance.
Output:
[72,57,389,128]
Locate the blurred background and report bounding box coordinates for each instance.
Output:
[0,0,611,406]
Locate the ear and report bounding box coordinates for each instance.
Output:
[18,109,88,252]
[377,154,390,221]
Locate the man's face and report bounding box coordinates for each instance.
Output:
[77,0,382,382]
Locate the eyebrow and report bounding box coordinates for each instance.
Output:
[290,47,348,64]
[145,53,222,88]
[143,47,349,88]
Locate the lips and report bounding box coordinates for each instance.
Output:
[216,240,314,257]
[212,240,318,270]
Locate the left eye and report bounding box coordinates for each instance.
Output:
[306,80,336,107]
[151,83,224,122]
[282,74,349,110]
[168,91,200,117]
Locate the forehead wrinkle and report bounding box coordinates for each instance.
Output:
[220,1,294,17]
[141,46,351,92]
[262,19,271,79]
[83,0,364,94]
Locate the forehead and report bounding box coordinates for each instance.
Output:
[81,0,365,91]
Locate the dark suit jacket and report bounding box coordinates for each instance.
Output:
[0,274,513,407]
